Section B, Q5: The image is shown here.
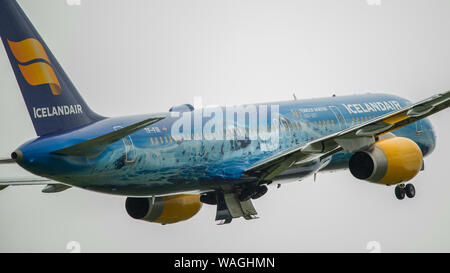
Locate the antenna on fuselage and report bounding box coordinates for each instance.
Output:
[293,93,297,100]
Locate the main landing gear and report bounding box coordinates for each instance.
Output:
[394,183,415,200]
[200,185,269,224]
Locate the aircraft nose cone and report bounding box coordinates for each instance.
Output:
[11,149,23,162]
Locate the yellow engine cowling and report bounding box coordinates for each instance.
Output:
[125,194,203,224]
[349,137,423,185]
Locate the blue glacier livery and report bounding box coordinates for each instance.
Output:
[0,0,448,224]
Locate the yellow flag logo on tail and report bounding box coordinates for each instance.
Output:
[7,38,61,95]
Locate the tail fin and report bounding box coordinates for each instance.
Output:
[0,0,103,136]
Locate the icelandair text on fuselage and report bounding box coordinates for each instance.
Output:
[33,104,83,119]
[342,100,402,114]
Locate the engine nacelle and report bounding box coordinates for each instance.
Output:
[125,194,202,224]
[349,137,423,185]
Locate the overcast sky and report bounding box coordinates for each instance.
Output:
[1,0,450,252]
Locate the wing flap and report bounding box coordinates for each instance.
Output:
[42,184,71,193]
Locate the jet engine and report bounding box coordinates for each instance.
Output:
[125,194,202,224]
[349,137,423,185]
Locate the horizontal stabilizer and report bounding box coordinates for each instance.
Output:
[52,116,165,157]
[0,177,53,186]
[0,157,15,164]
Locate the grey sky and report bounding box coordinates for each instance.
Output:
[1,0,450,252]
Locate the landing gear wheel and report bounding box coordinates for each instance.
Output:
[405,184,415,198]
[238,189,253,202]
[395,185,406,200]
[251,185,268,200]
[200,193,217,205]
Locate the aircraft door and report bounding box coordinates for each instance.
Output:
[113,126,136,165]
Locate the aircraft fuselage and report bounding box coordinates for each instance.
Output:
[14,93,436,196]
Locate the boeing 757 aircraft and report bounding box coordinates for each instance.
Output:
[0,0,449,224]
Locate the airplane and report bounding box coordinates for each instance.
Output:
[0,0,449,225]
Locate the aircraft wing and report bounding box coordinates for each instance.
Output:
[245,91,450,181]
[52,116,165,157]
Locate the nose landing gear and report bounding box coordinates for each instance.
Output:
[395,183,415,200]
